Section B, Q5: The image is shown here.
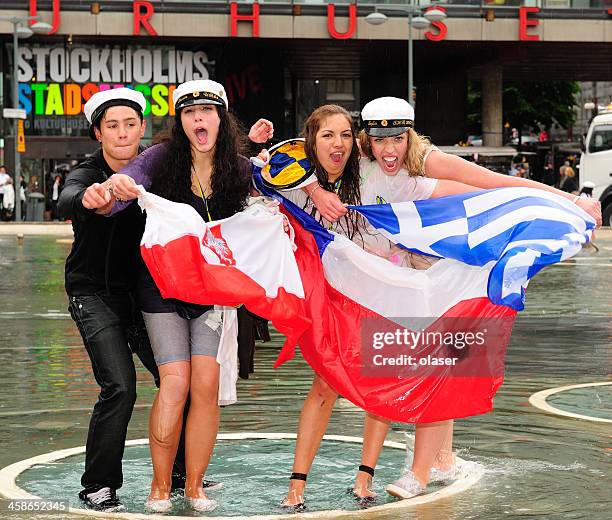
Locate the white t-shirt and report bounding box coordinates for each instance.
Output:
[358,157,437,205]
[0,172,10,187]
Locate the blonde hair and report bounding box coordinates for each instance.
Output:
[358,128,431,177]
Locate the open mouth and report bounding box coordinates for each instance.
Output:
[330,152,344,165]
[382,157,399,172]
[195,127,208,145]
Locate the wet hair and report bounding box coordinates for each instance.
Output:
[151,106,250,219]
[358,128,431,177]
[302,104,363,238]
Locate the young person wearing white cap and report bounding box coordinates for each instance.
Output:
[59,88,223,512]
[58,88,154,512]
[276,104,479,510]
[288,96,601,504]
[90,79,272,513]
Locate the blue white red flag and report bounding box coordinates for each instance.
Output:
[137,175,594,423]
[253,174,594,422]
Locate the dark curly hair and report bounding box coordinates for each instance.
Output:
[151,106,250,220]
[302,104,364,238]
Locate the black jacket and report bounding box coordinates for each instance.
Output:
[58,149,145,296]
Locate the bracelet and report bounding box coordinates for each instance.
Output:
[308,185,321,198]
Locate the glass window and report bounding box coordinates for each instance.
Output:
[588,124,612,153]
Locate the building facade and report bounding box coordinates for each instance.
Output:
[1,1,612,192]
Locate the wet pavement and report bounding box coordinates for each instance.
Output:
[0,231,610,519]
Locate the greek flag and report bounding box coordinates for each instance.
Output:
[350,188,595,310]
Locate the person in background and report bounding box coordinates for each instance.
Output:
[0,165,10,212]
[19,175,27,220]
[559,160,571,183]
[516,163,528,178]
[580,181,595,197]
[560,163,578,193]
[1,177,15,220]
[50,174,63,220]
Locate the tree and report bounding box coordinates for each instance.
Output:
[467,80,580,143]
[503,81,580,139]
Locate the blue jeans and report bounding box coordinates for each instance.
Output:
[68,292,159,492]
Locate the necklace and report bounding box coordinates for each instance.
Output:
[332,177,342,194]
[192,168,212,222]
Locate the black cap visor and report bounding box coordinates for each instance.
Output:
[175,91,226,111]
[365,126,411,137]
[363,118,413,138]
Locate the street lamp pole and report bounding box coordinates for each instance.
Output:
[1,16,51,221]
[366,3,447,108]
[408,9,414,106]
[11,22,21,222]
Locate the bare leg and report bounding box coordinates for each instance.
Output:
[282,375,338,506]
[148,361,191,501]
[184,356,220,500]
[433,420,455,471]
[411,420,453,486]
[354,413,390,497]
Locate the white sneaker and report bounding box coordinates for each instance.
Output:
[385,470,425,499]
[429,465,458,483]
[144,497,172,513]
[430,451,458,483]
[186,496,218,512]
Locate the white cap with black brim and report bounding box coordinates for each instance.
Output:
[361,96,415,137]
[172,80,229,111]
[84,87,147,140]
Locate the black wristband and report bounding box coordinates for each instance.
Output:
[289,472,307,481]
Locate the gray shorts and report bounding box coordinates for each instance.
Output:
[142,310,221,366]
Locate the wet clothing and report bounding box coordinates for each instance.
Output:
[59,149,146,296]
[114,144,268,375]
[143,309,221,365]
[282,154,438,269]
[358,157,437,205]
[68,292,158,491]
[58,148,170,493]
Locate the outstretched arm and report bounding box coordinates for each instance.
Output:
[430,179,480,198]
[58,169,114,220]
[107,143,168,215]
[425,151,602,226]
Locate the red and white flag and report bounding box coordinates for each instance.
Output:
[137,188,311,353]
